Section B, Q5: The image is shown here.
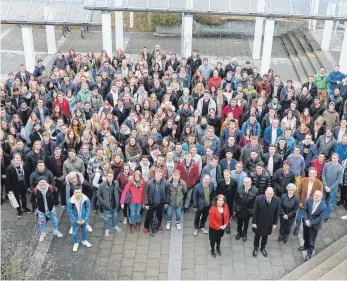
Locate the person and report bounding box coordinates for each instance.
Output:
[193,174,215,236]
[66,185,92,252]
[31,177,63,242]
[293,167,323,235]
[252,187,280,258]
[278,183,299,243]
[272,160,296,198]
[6,153,32,217]
[120,170,145,233]
[233,177,258,242]
[166,169,187,230]
[143,168,169,233]
[299,190,327,261]
[97,170,123,236]
[321,153,343,223]
[208,194,230,258]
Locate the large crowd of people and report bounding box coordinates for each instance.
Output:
[1,45,347,259]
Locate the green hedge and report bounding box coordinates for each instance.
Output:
[194,14,226,26]
[150,13,182,31]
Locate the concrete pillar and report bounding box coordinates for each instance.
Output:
[44,6,56,54]
[129,12,134,28]
[114,0,124,50]
[260,18,275,75]
[21,25,36,72]
[309,0,320,31]
[252,0,265,60]
[321,2,337,50]
[102,11,112,55]
[339,22,347,73]
[181,13,193,58]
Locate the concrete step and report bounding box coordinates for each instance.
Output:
[287,31,316,77]
[281,235,347,280]
[301,29,334,73]
[319,259,347,280]
[298,245,347,280]
[280,33,307,84]
[294,29,322,74]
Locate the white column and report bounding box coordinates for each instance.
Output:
[260,18,275,75]
[309,0,320,31]
[102,11,112,55]
[181,13,193,58]
[114,0,124,51]
[252,0,265,60]
[129,12,134,28]
[321,2,337,50]
[44,6,56,54]
[21,25,36,72]
[339,23,347,73]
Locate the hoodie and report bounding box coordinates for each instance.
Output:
[30,168,55,191]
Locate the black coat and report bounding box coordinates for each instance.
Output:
[302,82,318,98]
[272,168,296,194]
[45,155,66,178]
[233,186,258,218]
[216,178,237,205]
[262,153,283,175]
[6,163,27,192]
[97,180,120,210]
[144,179,169,206]
[279,194,299,220]
[252,195,280,236]
[31,186,59,213]
[250,171,271,194]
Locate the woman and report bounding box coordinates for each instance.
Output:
[310,115,326,142]
[63,129,81,153]
[23,112,39,145]
[10,114,24,134]
[52,104,68,124]
[87,51,96,81]
[96,50,111,71]
[120,170,145,233]
[92,160,112,215]
[208,194,230,257]
[300,108,312,128]
[281,110,297,134]
[116,164,134,225]
[278,183,299,243]
[125,137,142,169]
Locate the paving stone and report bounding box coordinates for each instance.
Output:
[159,263,168,273]
[271,265,286,275]
[135,254,148,263]
[145,267,159,277]
[133,262,147,272]
[233,260,246,270]
[123,249,136,258]
[121,257,135,267]
[246,265,260,275]
[132,272,146,280]
[221,265,233,274]
[148,250,161,259]
[136,245,149,254]
[233,269,248,280]
[248,274,261,280]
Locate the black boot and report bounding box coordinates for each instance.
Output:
[226,225,230,234]
[211,249,216,258]
[216,248,221,256]
[337,200,344,206]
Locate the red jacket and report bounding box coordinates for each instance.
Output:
[221,105,243,123]
[256,81,272,97]
[208,204,230,230]
[176,161,199,189]
[53,98,71,120]
[208,76,222,90]
[310,159,326,180]
[120,180,145,204]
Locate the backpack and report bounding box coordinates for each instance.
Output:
[149,209,160,236]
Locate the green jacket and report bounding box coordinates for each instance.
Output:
[314,73,329,90]
[77,90,91,104]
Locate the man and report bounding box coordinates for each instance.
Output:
[328,64,346,97]
[198,57,213,81]
[33,99,50,124]
[187,49,202,75]
[66,186,92,252]
[300,190,327,261]
[256,74,272,97]
[63,149,85,178]
[273,160,296,198]
[29,160,55,192]
[216,169,237,234]
[244,151,262,175]
[334,134,347,164]
[302,75,318,98]
[321,153,343,223]
[322,102,340,131]
[6,153,32,217]
[206,108,221,136]
[31,177,63,242]
[224,57,238,75]
[309,97,325,120]
[113,99,130,125]
[87,148,107,186]
[241,115,261,138]
[299,134,318,176]
[221,98,243,124]
[252,187,280,258]
[262,144,283,180]
[231,162,248,190]
[52,53,68,70]
[250,163,271,195]
[197,91,217,117]
[201,156,223,190]
[149,154,168,179]
[333,119,347,143]
[219,150,237,174]
[297,87,313,113]
[294,167,323,235]
[314,66,329,91]
[52,92,71,120]
[233,177,258,242]
[240,136,263,163]
[143,169,169,233]
[201,126,221,156]
[15,64,30,84]
[191,145,202,175]
[311,153,326,180]
[25,140,46,187]
[97,170,122,236]
[219,135,241,161]
[316,129,336,160]
[263,119,283,151]
[193,175,215,236]
[176,152,199,213]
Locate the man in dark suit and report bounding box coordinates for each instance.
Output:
[252,187,280,258]
[299,190,327,261]
[302,76,318,98]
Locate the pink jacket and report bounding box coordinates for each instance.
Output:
[120,180,145,204]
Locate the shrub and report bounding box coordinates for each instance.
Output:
[150,13,182,31]
[194,14,225,26]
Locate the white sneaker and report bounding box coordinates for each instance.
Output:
[73,243,79,252]
[193,229,198,236]
[114,226,122,232]
[341,215,347,220]
[82,240,92,248]
[69,227,73,235]
[54,231,63,238]
[86,224,93,232]
[166,222,171,230]
[39,233,46,242]
[105,229,110,237]
[202,228,208,234]
[100,213,104,219]
[177,223,181,230]
[123,217,128,225]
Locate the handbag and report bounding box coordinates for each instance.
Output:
[124,192,131,204]
[7,192,19,209]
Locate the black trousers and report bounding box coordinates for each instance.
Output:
[122,203,128,218]
[209,227,223,250]
[13,182,27,211]
[144,205,163,229]
[303,224,319,253]
[254,234,268,250]
[92,188,103,213]
[236,215,251,236]
[279,217,295,238]
[194,205,210,229]
[340,185,347,202]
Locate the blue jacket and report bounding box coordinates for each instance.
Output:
[263,126,284,148]
[220,127,242,146]
[219,158,237,173]
[334,142,347,164]
[299,141,318,170]
[241,120,261,138]
[276,135,296,152]
[328,71,346,91]
[182,142,204,156]
[192,182,215,211]
[67,194,91,225]
[303,198,327,231]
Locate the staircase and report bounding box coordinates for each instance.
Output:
[280,29,334,85]
[281,234,347,280]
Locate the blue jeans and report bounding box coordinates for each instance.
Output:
[104,208,118,230]
[295,207,305,228]
[129,203,142,225]
[72,222,87,243]
[167,205,182,223]
[325,188,338,218]
[37,209,58,234]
